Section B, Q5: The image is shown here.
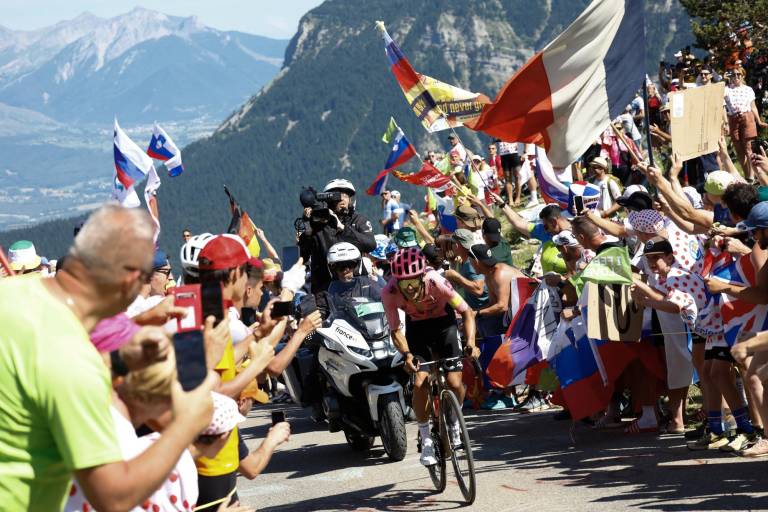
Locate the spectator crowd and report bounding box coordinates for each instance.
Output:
[2,19,768,512]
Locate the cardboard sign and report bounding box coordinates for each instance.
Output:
[670,82,725,161]
[585,281,643,342]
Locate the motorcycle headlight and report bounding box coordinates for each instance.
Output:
[349,345,372,358]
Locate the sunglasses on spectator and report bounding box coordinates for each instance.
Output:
[154,267,172,277]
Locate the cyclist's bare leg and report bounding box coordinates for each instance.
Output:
[413,371,430,423]
[446,371,465,403]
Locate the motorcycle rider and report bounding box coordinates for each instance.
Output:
[326,242,383,303]
[298,179,377,296]
[382,248,480,466]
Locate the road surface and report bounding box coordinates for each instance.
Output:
[237,402,768,511]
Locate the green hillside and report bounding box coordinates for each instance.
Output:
[1,0,694,262]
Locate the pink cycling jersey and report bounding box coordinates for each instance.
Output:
[382,269,468,330]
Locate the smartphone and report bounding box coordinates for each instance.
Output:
[172,330,208,391]
[282,246,300,270]
[574,195,585,214]
[201,281,225,326]
[172,284,202,332]
[271,410,286,425]
[271,300,295,318]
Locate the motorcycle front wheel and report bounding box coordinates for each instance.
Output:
[378,393,407,461]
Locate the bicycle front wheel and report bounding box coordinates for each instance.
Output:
[440,389,477,504]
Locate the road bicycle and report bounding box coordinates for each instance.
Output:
[416,355,477,505]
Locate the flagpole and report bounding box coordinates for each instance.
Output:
[642,79,655,167]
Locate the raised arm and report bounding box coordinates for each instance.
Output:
[584,209,627,238]
[646,159,713,230]
[255,226,280,261]
[489,191,530,238]
[407,209,434,244]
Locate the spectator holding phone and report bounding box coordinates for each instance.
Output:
[195,234,275,509]
[0,204,215,512]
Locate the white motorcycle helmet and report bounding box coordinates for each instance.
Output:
[180,232,215,278]
[324,179,356,212]
[327,242,361,275]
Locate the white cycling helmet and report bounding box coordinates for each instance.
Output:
[327,242,361,265]
[180,232,215,277]
[324,179,356,196]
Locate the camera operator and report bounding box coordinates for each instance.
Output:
[298,179,376,295]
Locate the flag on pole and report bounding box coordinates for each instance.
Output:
[147,123,184,177]
[224,186,261,258]
[375,22,487,133]
[392,162,452,188]
[111,177,141,208]
[144,166,161,243]
[532,147,569,209]
[382,117,399,144]
[383,128,417,170]
[366,169,390,196]
[113,118,153,188]
[465,0,645,167]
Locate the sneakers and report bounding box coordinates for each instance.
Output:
[524,198,540,208]
[741,437,768,458]
[420,438,438,466]
[687,431,731,451]
[480,394,508,410]
[448,422,462,448]
[517,394,550,413]
[720,431,755,453]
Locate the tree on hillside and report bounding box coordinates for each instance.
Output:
[679,0,768,88]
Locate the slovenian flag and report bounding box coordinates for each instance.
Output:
[384,128,417,170]
[147,123,184,177]
[533,147,569,209]
[466,0,645,167]
[114,118,153,189]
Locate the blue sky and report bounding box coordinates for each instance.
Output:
[0,0,325,38]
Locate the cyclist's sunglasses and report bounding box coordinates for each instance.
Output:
[331,261,357,271]
[397,278,422,293]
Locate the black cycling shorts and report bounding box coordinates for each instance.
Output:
[705,346,735,363]
[196,473,238,510]
[500,153,521,182]
[406,314,463,372]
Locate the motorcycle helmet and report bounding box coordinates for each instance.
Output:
[324,178,356,213]
[391,247,427,279]
[327,242,361,275]
[180,232,215,278]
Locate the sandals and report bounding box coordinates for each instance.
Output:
[624,420,659,434]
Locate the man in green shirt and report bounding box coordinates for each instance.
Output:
[0,204,215,511]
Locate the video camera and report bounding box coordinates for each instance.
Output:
[300,186,343,224]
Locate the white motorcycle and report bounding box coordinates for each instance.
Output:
[282,295,410,461]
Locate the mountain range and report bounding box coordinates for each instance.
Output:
[0,8,287,123]
[1,0,695,261]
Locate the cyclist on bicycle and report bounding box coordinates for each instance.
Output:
[382,247,479,466]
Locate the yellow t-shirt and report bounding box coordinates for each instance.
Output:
[195,339,239,476]
[0,276,121,511]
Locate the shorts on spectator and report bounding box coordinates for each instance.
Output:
[728,112,757,142]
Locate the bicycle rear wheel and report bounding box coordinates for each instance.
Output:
[441,389,476,504]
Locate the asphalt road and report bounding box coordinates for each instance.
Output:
[237,402,768,511]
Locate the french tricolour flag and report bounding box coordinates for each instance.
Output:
[147,123,184,177]
[467,0,645,167]
[114,118,153,189]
